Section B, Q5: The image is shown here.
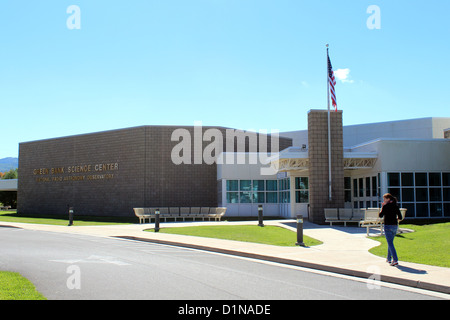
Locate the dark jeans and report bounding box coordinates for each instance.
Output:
[384,225,398,262]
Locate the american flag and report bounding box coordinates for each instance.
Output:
[327,51,337,111]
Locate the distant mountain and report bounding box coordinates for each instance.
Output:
[0,157,18,172]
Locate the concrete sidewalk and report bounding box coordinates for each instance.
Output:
[1,219,449,296]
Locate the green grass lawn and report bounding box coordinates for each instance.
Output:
[146,225,323,247]
[0,271,46,300]
[369,223,450,268]
[0,211,133,226]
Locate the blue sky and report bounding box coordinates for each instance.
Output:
[0,0,449,158]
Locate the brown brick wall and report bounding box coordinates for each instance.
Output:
[18,126,291,217]
[308,110,344,224]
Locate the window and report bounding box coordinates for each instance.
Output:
[366,177,371,197]
[266,192,278,203]
[351,175,379,208]
[295,177,309,203]
[344,177,351,203]
[359,178,364,197]
[226,180,238,191]
[240,192,252,203]
[415,173,427,186]
[266,180,277,191]
[296,191,309,203]
[295,177,308,190]
[226,192,239,203]
[388,173,400,187]
[226,180,280,204]
[279,178,290,204]
[443,173,450,186]
[240,180,251,191]
[387,172,450,218]
[252,180,265,191]
[401,173,414,186]
[252,192,265,204]
[372,176,377,197]
[402,188,414,202]
[429,173,441,187]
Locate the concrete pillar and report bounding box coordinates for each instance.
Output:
[308,110,345,224]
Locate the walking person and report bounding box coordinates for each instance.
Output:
[379,193,403,266]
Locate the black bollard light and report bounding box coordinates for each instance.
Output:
[258,205,264,227]
[154,208,160,232]
[295,214,305,246]
[68,206,74,226]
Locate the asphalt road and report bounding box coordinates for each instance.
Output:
[0,227,443,300]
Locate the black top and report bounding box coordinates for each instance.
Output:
[379,202,402,225]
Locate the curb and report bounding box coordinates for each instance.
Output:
[115,235,450,296]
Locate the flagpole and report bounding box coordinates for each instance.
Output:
[326,44,332,201]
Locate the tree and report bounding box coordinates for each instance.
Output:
[2,168,18,180]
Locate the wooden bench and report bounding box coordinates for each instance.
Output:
[133,207,227,224]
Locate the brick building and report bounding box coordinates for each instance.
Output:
[18,125,290,217]
[17,112,450,223]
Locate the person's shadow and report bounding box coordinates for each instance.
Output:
[396,265,427,274]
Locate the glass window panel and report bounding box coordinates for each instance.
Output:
[415,173,427,186]
[401,173,414,186]
[359,178,364,197]
[416,203,429,217]
[416,188,428,202]
[266,192,278,203]
[280,178,290,191]
[372,176,377,197]
[296,191,309,203]
[345,190,352,203]
[226,192,239,203]
[280,191,290,203]
[444,188,450,202]
[252,180,265,191]
[266,180,277,191]
[344,177,351,190]
[366,177,371,197]
[402,188,414,202]
[388,188,400,202]
[240,192,252,203]
[429,188,442,201]
[402,203,415,218]
[252,192,264,203]
[240,180,251,191]
[444,203,450,217]
[226,180,238,191]
[430,203,443,217]
[429,173,441,187]
[353,179,358,197]
[443,173,450,187]
[295,177,309,190]
[388,173,400,186]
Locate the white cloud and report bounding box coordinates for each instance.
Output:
[334,68,354,83]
